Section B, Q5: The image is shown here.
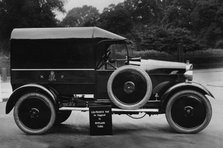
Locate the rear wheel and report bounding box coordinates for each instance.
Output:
[165,90,212,133]
[14,93,56,134]
[55,110,72,124]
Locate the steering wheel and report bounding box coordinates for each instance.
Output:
[97,50,117,69]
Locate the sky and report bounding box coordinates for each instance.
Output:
[56,0,125,20]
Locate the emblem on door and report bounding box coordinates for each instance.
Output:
[49,71,56,81]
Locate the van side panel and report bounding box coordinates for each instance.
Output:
[11,39,97,69]
[11,70,96,95]
[10,38,102,95]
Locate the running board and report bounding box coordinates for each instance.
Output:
[59,107,159,113]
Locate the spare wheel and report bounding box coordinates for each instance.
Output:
[107,65,152,110]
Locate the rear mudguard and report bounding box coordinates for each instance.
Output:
[161,81,214,111]
[6,84,58,114]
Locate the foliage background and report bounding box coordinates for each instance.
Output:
[1,0,223,70]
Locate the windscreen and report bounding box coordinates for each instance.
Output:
[96,43,128,70]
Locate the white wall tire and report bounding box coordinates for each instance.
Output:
[107,65,152,110]
[14,93,56,135]
[165,90,212,134]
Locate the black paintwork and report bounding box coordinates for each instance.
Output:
[8,31,213,115]
[11,39,102,69]
[11,70,96,95]
[9,36,186,111]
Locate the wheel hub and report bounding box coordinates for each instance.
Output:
[184,106,194,117]
[29,108,40,119]
[123,81,135,94]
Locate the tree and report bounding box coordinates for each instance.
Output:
[0,0,64,52]
[137,26,203,53]
[0,0,64,39]
[124,0,164,25]
[98,4,133,34]
[161,0,197,31]
[190,0,223,47]
[61,5,100,27]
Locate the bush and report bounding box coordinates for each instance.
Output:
[215,40,223,49]
[134,26,204,54]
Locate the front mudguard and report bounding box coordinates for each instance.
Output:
[6,84,58,114]
[161,81,214,112]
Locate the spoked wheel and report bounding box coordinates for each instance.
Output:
[165,90,212,134]
[55,110,72,125]
[107,65,152,110]
[14,93,56,135]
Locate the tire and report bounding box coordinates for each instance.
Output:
[107,65,152,110]
[14,93,56,135]
[55,110,72,125]
[165,90,212,134]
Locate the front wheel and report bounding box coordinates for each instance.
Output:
[14,93,56,134]
[165,90,212,134]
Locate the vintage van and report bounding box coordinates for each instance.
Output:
[6,27,213,134]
